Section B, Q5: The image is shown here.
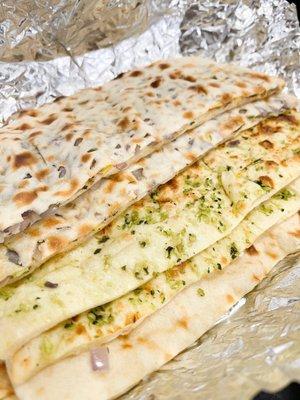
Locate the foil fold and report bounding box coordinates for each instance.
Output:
[0,1,299,399]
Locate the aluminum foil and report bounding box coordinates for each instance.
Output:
[180,0,300,97]
[0,0,299,399]
[122,253,300,400]
[0,0,183,124]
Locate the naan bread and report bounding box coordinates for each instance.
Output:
[11,213,300,400]
[8,179,299,385]
[0,112,298,359]
[0,56,283,238]
[0,95,295,287]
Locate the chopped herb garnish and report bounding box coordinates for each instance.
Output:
[259,204,273,215]
[133,262,150,280]
[98,235,109,244]
[217,220,227,232]
[40,338,54,357]
[166,246,174,258]
[64,321,74,329]
[87,306,114,326]
[188,233,196,243]
[0,287,14,301]
[197,288,205,297]
[121,205,167,229]
[160,293,166,303]
[183,176,201,194]
[230,243,239,260]
[274,188,294,201]
[150,190,159,202]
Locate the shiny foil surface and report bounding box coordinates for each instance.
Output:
[0,0,183,124]
[0,1,299,399]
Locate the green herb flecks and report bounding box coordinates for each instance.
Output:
[98,235,110,244]
[183,175,201,194]
[139,240,149,248]
[230,242,239,260]
[188,233,197,243]
[64,321,75,330]
[40,337,54,358]
[121,204,168,230]
[13,302,31,314]
[166,246,174,258]
[197,288,205,297]
[274,188,295,201]
[163,228,187,261]
[259,203,274,215]
[0,287,15,301]
[133,262,150,280]
[87,305,114,326]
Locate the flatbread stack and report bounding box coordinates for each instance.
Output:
[0,56,299,400]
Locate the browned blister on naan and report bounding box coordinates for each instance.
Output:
[0,362,14,399]
[0,56,284,236]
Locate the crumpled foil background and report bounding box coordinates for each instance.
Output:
[0,0,183,124]
[0,0,299,399]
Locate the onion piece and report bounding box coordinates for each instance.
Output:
[115,162,128,170]
[44,281,59,289]
[131,168,144,181]
[6,249,22,266]
[90,347,109,372]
